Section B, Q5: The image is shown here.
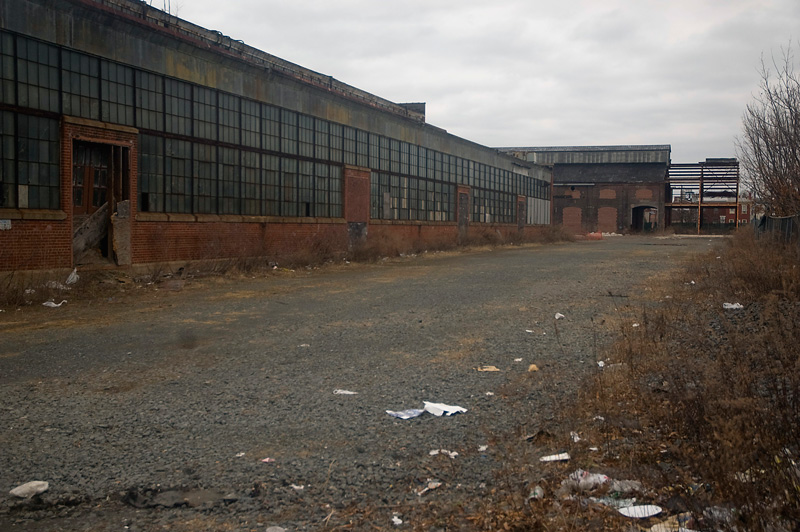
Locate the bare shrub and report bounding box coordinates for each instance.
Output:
[580,229,800,531]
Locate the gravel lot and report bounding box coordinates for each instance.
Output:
[0,235,716,531]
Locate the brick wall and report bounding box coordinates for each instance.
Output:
[0,217,71,271]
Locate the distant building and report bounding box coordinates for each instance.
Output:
[499,146,670,233]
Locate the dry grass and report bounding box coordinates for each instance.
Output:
[572,230,800,531]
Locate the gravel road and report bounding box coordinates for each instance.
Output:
[0,235,716,531]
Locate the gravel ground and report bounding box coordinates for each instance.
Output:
[0,235,717,531]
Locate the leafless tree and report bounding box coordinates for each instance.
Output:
[736,46,800,216]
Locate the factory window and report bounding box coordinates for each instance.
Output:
[219,146,240,214]
[263,104,280,152]
[298,114,314,158]
[135,70,163,131]
[314,119,329,161]
[62,50,99,119]
[281,157,297,216]
[0,32,14,105]
[193,86,217,141]
[219,93,240,145]
[399,142,409,175]
[329,165,342,218]
[193,142,216,213]
[15,114,60,209]
[17,37,59,113]
[263,154,280,216]
[314,162,330,218]
[164,138,192,213]
[342,126,356,166]
[409,144,418,177]
[0,111,16,207]
[101,61,134,126]
[356,129,369,168]
[418,147,427,178]
[377,136,389,172]
[138,134,164,212]
[165,78,192,135]
[390,139,400,174]
[241,99,260,149]
[298,160,314,216]
[241,151,261,216]
[329,123,343,164]
[280,109,297,156]
[369,133,380,169]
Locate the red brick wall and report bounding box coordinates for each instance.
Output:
[130,219,349,263]
[0,218,72,271]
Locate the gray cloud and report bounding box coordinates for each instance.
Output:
[175,0,800,162]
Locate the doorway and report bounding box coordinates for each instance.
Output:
[72,141,130,265]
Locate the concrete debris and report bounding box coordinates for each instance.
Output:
[10,481,49,498]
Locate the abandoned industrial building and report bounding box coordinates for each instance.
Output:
[0,0,553,272]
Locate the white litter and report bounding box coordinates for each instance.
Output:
[514,358,523,362]
[235,452,245,457]
[555,313,565,320]
[478,445,488,452]
[333,389,358,395]
[10,481,49,498]
[570,431,581,442]
[539,452,570,462]
[619,505,662,518]
[632,323,640,328]
[485,392,495,396]
[525,329,534,333]
[386,408,424,420]
[429,449,458,459]
[66,268,79,285]
[42,300,67,308]
[723,302,744,310]
[416,479,442,496]
[589,446,599,451]
[423,401,467,417]
[291,484,304,491]
[392,515,403,526]
[597,361,605,368]
[567,469,608,490]
[45,281,70,290]
[298,343,311,347]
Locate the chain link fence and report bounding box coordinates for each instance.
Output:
[755,214,800,243]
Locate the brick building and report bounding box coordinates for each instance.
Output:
[500,146,670,234]
[0,0,552,272]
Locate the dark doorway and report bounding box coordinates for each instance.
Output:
[631,205,657,232]
[72,141,130,265]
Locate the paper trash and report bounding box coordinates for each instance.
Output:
[386,408,424,420]
[539,452,570,462]
[477,365,501,372]
[42,300,67,308]
[618,505,662,518]
[423,401,467,416]
[333,389,358,395]
[723,303,744,310]
[555,313,565,320]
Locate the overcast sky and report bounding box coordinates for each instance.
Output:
[171,0,799,163]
